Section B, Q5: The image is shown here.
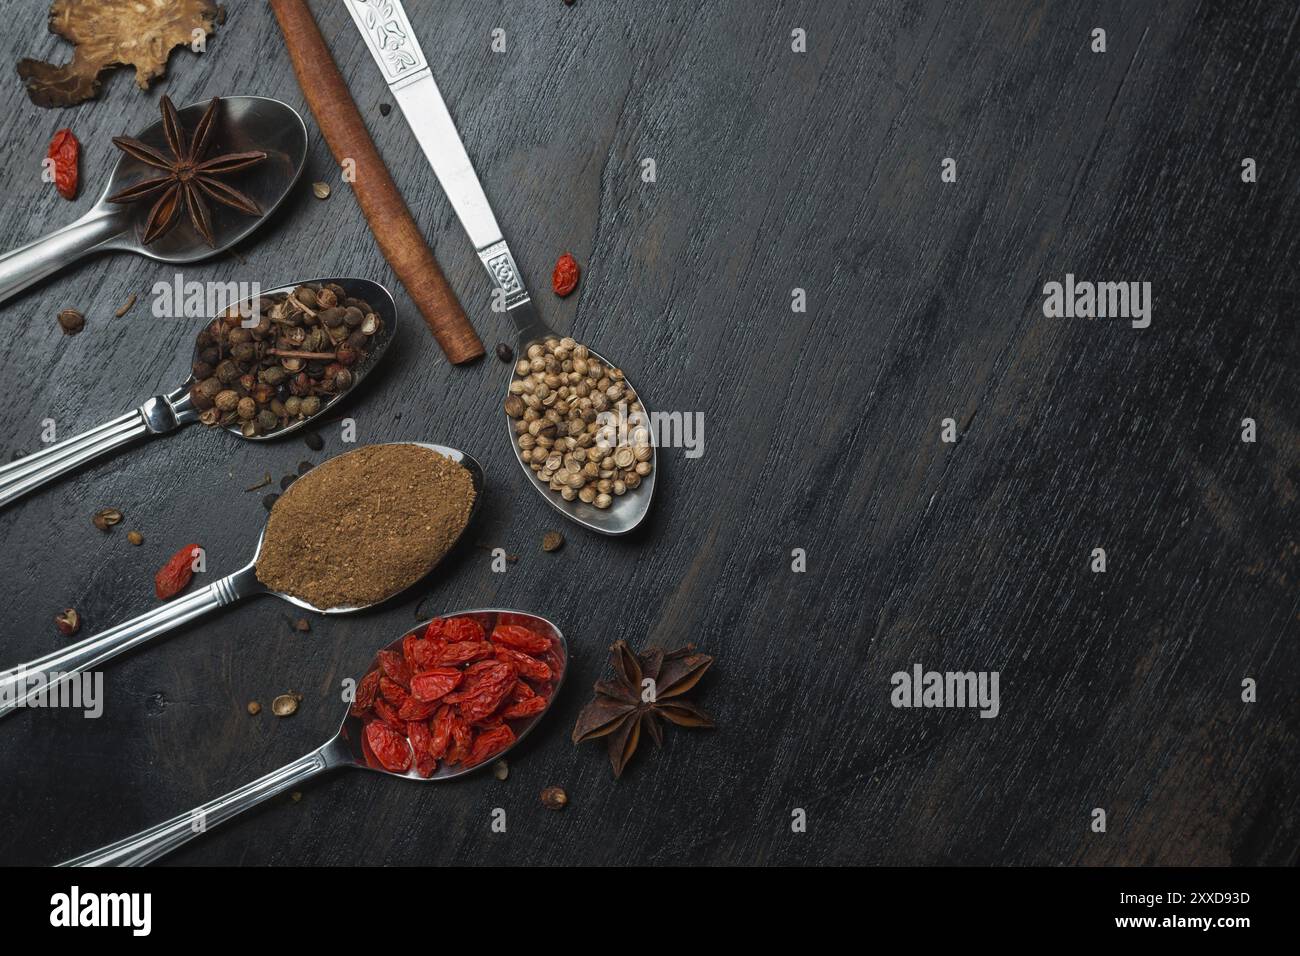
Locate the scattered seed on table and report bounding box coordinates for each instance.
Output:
[493,760,509,781]
[262,493,280,511]
[92,507,122,531]
[291,792,302,802]
[303,431,324,451]
[54,608,80,635]
[379,102,391,116]
[57,308,85,335]
[297,460,314,476]
[542,531,564,553]
[495,343,514,362]
[114,293,137,317]
[540,786,568,810]
[247,701,261,715]
[127,530,143,545]
[280,474,297,491]
[272,694,299,717]
[245,473,272,492]
[293,618,310,632]
[312,181,331,200]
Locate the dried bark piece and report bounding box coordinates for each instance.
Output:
[17,0,223,109]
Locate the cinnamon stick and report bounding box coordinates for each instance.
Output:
[269,0,483,364]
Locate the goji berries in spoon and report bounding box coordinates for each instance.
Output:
[59,609,566,867]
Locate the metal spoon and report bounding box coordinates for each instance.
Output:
[344,0,657,535]
[0,442,483,720]
[0,277,396,510]
[58,608,564,866]
[0,96,307,305]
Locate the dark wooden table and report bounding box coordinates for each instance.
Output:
[0,0,1295,867]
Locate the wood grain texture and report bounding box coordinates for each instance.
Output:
[0,0,1295,866]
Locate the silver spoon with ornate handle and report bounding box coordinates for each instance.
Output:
[59,608,565,866]
[0,277,396,510]
[342,0,657,535]
[0,442,483,720]
[0,96,306,305]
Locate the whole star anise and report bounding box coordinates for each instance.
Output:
[107,95,266,246]
[572,640,714,778]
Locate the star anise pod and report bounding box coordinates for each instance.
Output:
[572,640,714,778]
[107,95,266,247]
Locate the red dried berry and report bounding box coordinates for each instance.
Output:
[490,624,552,655]
[48,128,79,200]
[552,252,579,296]
[410,667,464,702]
[154,543,200,600]
[350,670,380,717]
[465,724,516,767]
[494,646,551,682]
[431,641,496,667]
[376,648,411,688]
[365,720,412,773]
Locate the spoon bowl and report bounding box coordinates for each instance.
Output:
[0,276,397,509]
[503,329,657,536]
[196,277,398,443]
[102,95,308,261]
[0,441,485,721]
[0,96,307,303]
[253,441,485,614]
[59,607,564,865]
[336,609,567,781]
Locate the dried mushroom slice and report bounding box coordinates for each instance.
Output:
[17,0,224,108]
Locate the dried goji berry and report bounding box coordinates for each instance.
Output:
[365,720,412,773]
[407,720,437,777]
[445,712,473,766]
[47,128,79,200]
[490,624,551,655]
[431,641,496,666]
[465,724,515,767]
[372,698,405,734]
[443,617,485,642]
[377,649,411,688]
[552,252,579,297]
[500,695,547,720]
[359,722,382,769]
[428,705,454,759]
[510,680,537,701]
[398,697,440,721]
[494,646,551,682]
[154,543,200,600]
[444,659,514,704]
[456,663,517,723]
[350,670,380,717]
[379,676,410,708]
[410,666,463,702]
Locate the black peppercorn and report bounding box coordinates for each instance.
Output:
[262,493,280,511]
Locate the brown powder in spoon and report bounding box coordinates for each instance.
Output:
[255,443,475,608]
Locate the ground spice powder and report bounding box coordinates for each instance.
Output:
[255,443,475,608]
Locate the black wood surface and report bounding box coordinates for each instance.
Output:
[0,0,1295,866]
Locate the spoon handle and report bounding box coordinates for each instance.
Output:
[0,563,260,721]
[341,0,542,328]
[0,204,128,305]
[0,386,195,510]
[59,741,344,866]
